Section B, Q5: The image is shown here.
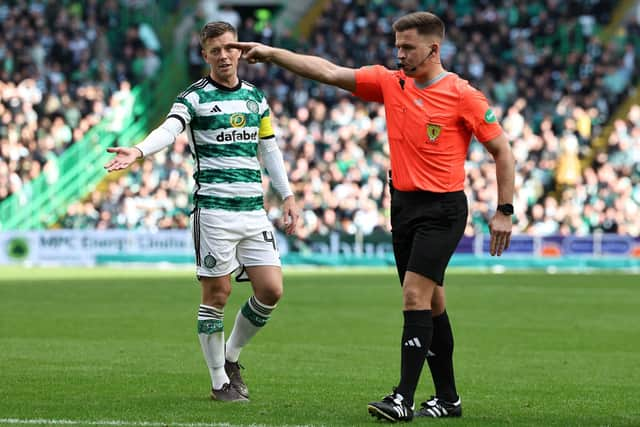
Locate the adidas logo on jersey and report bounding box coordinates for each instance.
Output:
[210,105,222,113]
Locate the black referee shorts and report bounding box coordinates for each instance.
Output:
[390,188,467,286]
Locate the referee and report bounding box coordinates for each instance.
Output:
[229,10,515,422]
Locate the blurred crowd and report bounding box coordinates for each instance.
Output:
[260,0,640,237]
[0,0,161,202]
[61,133,193,230]
[247,0,640,238]
[4,0,640,237]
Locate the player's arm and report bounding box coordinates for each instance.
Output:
[258,137,298,235]
[226,42,356,92]
[484,132,515,256]
[105,94,194,172]
[256,100,298,234]
[104,117,183,172]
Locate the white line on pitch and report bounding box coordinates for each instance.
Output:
[0,419,320,427]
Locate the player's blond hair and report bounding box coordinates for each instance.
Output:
[200,21,237,46]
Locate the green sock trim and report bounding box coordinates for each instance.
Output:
[198,319,223,334]
[241,302,270,327]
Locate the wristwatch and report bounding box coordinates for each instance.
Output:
[497,203,514,216]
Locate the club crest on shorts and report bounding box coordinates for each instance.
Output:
[204,254,217,268]
[427,123,441,142]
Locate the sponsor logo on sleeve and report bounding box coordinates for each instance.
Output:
[485,108,497,123]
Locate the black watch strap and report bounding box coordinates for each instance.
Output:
[497,203,514,215]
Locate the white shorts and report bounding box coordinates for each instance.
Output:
[190,208,281,279]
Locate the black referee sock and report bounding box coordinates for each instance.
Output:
[396,310,433,406]
[426,310,458,402]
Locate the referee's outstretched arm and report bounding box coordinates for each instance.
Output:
[226,41,357,92]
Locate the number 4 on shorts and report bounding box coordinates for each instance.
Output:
[262,231,276,250]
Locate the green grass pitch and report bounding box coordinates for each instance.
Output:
[1,267,639,426]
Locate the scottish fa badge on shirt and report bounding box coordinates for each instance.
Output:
[427,123,441,143]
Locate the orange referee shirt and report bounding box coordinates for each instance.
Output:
[353,65,503,192]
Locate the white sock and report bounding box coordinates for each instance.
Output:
[226,296,276,362]
[197,304,229,389]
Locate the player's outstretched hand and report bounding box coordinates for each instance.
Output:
[488,213,512,256]
[104,147,142,172]
[282,195,299,235]
[226,41,272,64]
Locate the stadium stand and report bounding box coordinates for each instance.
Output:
[3,0,638,239]
[0,0,161,203]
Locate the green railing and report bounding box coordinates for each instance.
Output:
[0,0,196,231]
[0,86,148,230]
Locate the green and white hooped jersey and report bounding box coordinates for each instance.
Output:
[168,76,275,212]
